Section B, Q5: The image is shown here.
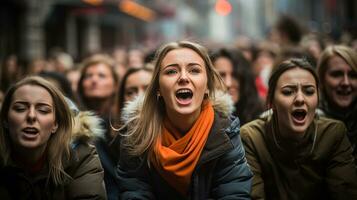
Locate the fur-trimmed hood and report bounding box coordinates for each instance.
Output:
[121,90,234,124]
[65,97,105,144]
[71,111,105,143]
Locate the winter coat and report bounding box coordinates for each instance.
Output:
[115,92,253,199]
[318,99,357,164]
[0,111,107,200]
[241,114,357,200]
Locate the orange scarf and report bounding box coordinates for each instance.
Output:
[151,102,214,196]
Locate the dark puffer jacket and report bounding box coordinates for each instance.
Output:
[115,92,253,199]
[0,111,107,200]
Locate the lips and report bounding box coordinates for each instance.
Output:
[291,109,307,124]
[175,88,193,105]
[22,127,39,135]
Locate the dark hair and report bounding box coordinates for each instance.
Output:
[38,71,75,102]
[275,15,304,45]
[267,58,319,108]
[116,66,153,115]
[210,48,264,124]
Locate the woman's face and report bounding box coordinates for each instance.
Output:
[273,68,318,137]
[159,48,208,120]
[82,63,116,99]
[124,70,152,102]
[7,85,57,152]
[213,57,240,103]
[324,55,357,109]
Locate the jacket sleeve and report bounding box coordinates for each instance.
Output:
[117,148,155,200]
[326,122,357,199]
[211,126,253,199]
[66,143,107,200]
[240,125,265,200]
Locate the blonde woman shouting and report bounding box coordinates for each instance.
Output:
[115,41,252,199]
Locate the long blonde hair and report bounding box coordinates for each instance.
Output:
[0,76,73,185]
[120,41,226,160]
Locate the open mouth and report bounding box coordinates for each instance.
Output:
[291,109,307,122]
[176,89,193,104]
[22,127,39,135]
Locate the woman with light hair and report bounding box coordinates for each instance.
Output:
[115,41,252,199]
[317,45,357,162]
[0,76,106,199]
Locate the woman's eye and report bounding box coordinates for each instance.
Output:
[98,73,107,79]
[38,109,50,114]
[13,106,26,112]
[84,73,92,79]
[125,88,138,97]
[329,70,343,78]
[165,69,177,75]
[304,87,316,96]
[38,107,52,114]
[349,72,357,79]
[219,72,226,79]
[190,68,201,74]
[282,89,293,96]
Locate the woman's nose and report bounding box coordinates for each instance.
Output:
[341,73,351,86]
[178,71,189,84]
[27,107,36,123]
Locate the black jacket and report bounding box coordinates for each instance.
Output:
[117,112,252,199]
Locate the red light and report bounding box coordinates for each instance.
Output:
[215,0,232,16]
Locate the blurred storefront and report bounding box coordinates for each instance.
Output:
[0,0,356,65]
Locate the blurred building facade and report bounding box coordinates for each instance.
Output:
[0,0,356,65]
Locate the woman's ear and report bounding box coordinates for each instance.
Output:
[52,124,58,134]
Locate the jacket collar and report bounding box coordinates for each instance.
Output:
[121,90,234,124]
[198,112,234,165]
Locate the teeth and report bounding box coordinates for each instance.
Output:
[177,89,191,94]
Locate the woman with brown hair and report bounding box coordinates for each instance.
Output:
[77,54,120,200]
[116,41,252,199]
[241,58,357,200]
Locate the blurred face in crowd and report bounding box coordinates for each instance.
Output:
[124,70,152,102]
[159,48,208,122]
[7,84,57,154]
[273,67,318,137]
[128,49,144,68]
[82,63,116,99]
[66,69,81,93]
[213,57,240,103]
[324,55,357,109]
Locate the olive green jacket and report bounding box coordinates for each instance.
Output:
[241,115,357,200]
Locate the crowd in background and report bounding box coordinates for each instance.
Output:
[0,14,357,199]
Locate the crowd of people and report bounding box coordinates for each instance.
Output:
[0,15,357,199]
